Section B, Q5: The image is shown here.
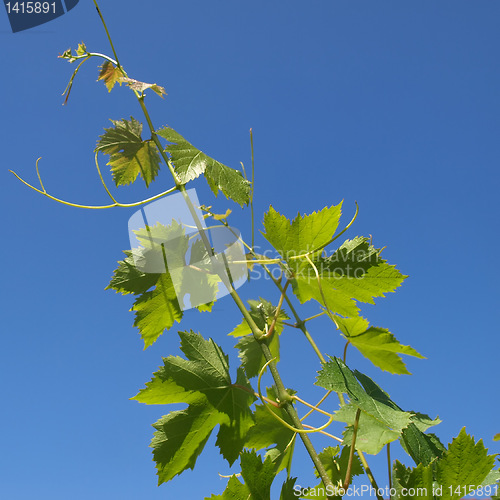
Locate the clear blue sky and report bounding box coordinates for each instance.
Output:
[1,1,499,498]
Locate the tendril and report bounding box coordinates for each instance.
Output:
[257,358,336,435]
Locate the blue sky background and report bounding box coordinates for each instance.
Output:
[1,1,499,498]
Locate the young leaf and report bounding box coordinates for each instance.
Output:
[151,402,223,484]
[236,334,280,379]
[229,298,289,337]
[316,446,363,484]
[232,298,288,379]
[263,204,343,265]
[240,450,276,500]
[76,42,87,56]
[120,77,166,97]
[96,117,161,187]
[97,61,124,92]
[157,126,251,206]
[436,428,497,500]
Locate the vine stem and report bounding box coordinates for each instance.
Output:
[387,443,392,490]
[343,408,361,491]
[249,128,255,251]
[256,348,336,497]
[92,0,121,68]
[358,452,384,500]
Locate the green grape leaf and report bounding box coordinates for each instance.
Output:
[151,402,223,484]
[339,405,407,455]
[290,236,406,317]
[158,332,256,463]
[332,315,369,337]
[108,221,222,347]
[480,469,500,487]
[97,61,124,92]
[229,298,289,338]
[437,428,497,500]
[317,236,382,277]
[131,364,204,406]
[132,273,183,348]
[162,331,255,420]
[235,332,280,379]
[280,478,298,500]
[133,221,219,311]
[401,426,446,466]
[245,387,296,474]
[106,249,161,295]
[340,322,424,375]
[262,204,343,265]
[215,368,256,465]
[392,460,435,500]
[240,450,276,500]
[205,475,251,499]
[316,446,363,484]
[157,127,251,206]
[352,370,443,464]
[96,117,161,187]
[316,358,412,454]
[137,332,257,483]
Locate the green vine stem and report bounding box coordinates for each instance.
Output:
[387,443,392,490]
[342,408,361,491]
[249,128,256,251]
